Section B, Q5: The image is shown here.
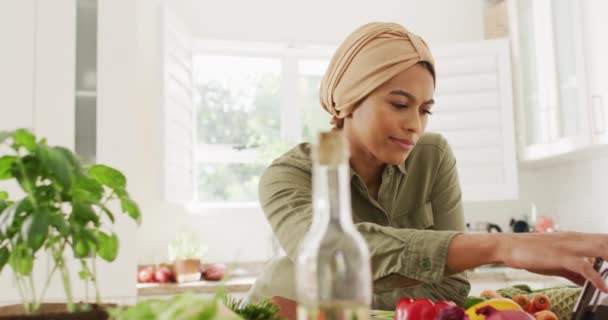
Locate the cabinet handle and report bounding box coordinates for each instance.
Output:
[592,95,606,134]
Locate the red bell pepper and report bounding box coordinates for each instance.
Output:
[394,298,457,320]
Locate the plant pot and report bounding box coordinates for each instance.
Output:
[173,259,201,283]
[0,303,113,320]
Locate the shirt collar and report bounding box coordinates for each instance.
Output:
[349,162,407,179]
[397,161,407,175]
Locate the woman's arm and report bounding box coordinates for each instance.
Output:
[448,232,608,292]
[260,154,461,287]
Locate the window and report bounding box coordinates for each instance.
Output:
[192,44,333,205]
[299,59,332,142]
[163,26,519,205]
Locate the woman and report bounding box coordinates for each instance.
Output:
[247,22,608,316]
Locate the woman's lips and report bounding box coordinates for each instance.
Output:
[389,137,416,150]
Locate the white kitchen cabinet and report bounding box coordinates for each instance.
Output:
[508,0,592,161]
[0,0,37,305]
[429,39,518,202]
[581,0,608,145]
[0,0,76,304]
[508,0,608,162]
[0,0,36,133]
[0,0,138,306]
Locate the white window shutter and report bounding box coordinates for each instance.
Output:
[161,7,196,204]
[428,39,518,202]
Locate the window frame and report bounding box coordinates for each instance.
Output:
[189,40,335,213]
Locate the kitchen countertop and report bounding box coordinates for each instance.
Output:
[465,265,569,282]
[137,265,572,297]
[137,276,257,297]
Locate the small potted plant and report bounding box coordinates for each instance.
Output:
[168,232,207,283]
[0,129,141,319]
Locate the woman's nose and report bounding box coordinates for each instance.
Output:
[403,110,422,133]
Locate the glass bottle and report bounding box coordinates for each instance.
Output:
[295,130,372,320]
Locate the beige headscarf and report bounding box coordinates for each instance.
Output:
[320,22,435,128]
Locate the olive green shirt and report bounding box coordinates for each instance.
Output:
[248,133,470,310]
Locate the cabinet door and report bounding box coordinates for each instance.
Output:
[429,39,518,202]
[0,0,35,133]
[0,0,36,305]
[509,0,590,161]
[33,0,76,148]
[96,0,138,304]
[0,0,76,305]
[582,0,608,144]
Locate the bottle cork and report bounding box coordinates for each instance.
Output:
[316,130,349,165]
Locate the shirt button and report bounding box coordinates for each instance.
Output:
[459,287,470,297]
[420,257,432,271]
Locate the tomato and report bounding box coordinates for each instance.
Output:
[395,298,415,320]
[395,298,436,320]
[395,298,459,320]
[137,266,156,283]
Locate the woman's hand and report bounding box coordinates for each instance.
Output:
[496,232,608,292]
[448,232,608,292]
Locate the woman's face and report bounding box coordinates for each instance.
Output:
[343,63,435,165]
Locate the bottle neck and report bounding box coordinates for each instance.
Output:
[312,161,354,229]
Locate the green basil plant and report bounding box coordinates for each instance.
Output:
[0,129,141,314]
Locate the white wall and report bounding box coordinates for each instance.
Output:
[523,150,608,233]
[168,0,484,46]
[0,0,138,305]
[464,149,608,234]
[132,0,486,264]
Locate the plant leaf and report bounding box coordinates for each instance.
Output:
[120,197,141,225]
[73,175,104,202]
[36,145,73,190]
[49,212,69,236]
[88,164,126,192]
[21,210,49,252]
[82,228,99,247]
[9,244,33,275]
[55,147,83,175]
[72,201,99,226]
[97,231,119,262]
[0,247,9,272]
[34,185,57,204]
[13,129,36,152]
[78,268,91,280]
[97,203,115,224]
[0,156,16,180]
[0,191,8,200]
[12,155,39,193]
[16,198,33,215]
[0,203,6,220]
[0,202,19,236]
[73,238,90,258]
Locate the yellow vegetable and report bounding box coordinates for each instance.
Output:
[465,298,523,320]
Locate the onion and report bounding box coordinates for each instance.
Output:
[434,305,469,320]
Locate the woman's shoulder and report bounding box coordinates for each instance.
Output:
[258,143,314,194]
[406,132,454,167]
[272,143,313,166]
[262,143,313,178]
[416,132,450,151]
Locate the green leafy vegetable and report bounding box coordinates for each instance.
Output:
[0,129,142,314]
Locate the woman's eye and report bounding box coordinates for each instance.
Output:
[391,103,408,109]
[391,102,433,116]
